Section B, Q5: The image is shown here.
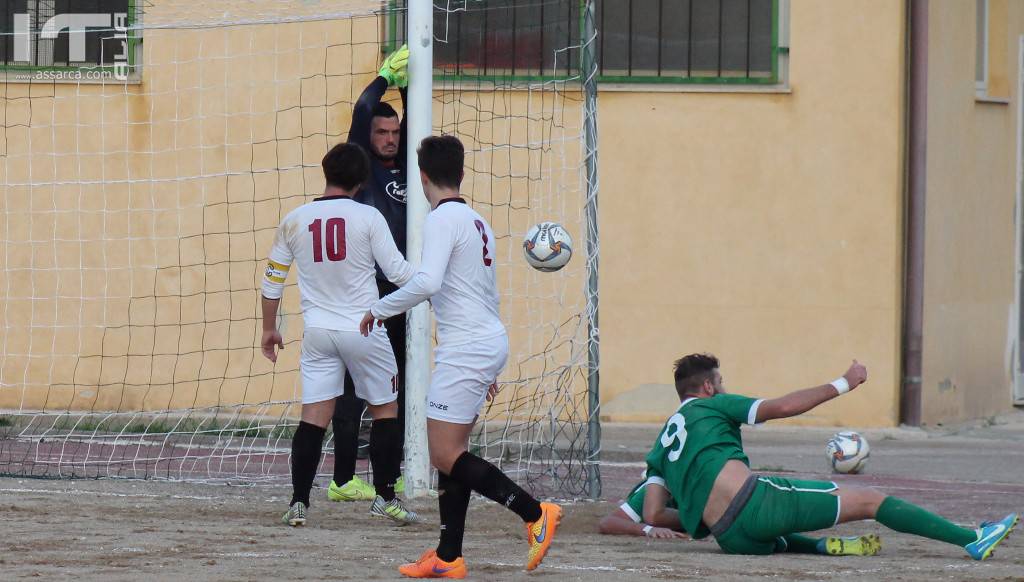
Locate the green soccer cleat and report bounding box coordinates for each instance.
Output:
[395,475,405,495]
[370,495,421,525]
[823,534,882,556]
[965,513,1018,561]
[327,476,376,502]
[281,501,307,527]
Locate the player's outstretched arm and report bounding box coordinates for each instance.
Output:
[348,77,388,149]
[362,213,453,334]
[755,360,867,423]
[369,212,414,286]
[598,511,685,539]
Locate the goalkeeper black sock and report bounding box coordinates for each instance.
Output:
[435,471,471,562]
[290,421,326,507]
[449,451,543,523]
[368,418,402,501]
[331,387,362,485]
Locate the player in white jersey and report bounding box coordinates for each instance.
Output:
[261,142,419,527]
[359,136,562,578]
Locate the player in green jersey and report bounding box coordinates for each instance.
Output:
[644,353,1017,560]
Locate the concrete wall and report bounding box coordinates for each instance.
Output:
[598,0,907,426]
[919,0,1023,423]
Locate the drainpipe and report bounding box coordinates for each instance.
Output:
[901,0,927,426]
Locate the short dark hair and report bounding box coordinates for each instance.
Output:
[673,353,720,399]
[321,142,370,190]
[417,135,465,190]
[373,102,399,120]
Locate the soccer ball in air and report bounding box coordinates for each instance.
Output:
[523,222,573,272]
[825,431,870,474]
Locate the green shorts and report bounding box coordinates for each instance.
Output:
[715,476,840,555]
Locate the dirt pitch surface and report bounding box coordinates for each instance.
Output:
[3,414,1024,581]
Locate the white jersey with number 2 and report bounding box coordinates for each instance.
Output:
[371,198,505,346]
[263,195,412,331]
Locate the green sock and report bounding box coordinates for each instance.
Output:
[875,496,976,547]
[776,534,822,554]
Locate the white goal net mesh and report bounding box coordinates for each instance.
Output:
[0,0,599,497]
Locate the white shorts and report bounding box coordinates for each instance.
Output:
[427,334,509,424]
[300,327,398,405]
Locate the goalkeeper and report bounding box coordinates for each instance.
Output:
[645,353,1017,560]
[328,45,413,504]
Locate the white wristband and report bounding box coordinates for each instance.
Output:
[642,525,653,536]
[830,377,850,394]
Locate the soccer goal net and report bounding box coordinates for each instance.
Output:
[0,0,600,498]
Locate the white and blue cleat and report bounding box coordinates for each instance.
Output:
[965,513,1018,561]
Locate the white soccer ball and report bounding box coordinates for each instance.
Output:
[825,431,870,474]
[523,222,573,272]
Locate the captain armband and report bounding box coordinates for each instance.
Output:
[261,260,290,299]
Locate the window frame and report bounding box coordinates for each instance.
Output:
[976,0,989,95]
[386,0,785,87]
[1,0,142,83]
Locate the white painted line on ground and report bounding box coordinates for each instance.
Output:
[215,552,290,559]
[598,461,647,468]
[487,561,675,574]
[0,487,219,501]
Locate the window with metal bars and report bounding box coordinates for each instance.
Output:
[1,0,138,72]
[388,0,780,84]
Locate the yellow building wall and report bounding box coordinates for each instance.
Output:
[0,11,591,425]
[2,2,945,429]
[598,0,906,426]
[919,0,1023,423]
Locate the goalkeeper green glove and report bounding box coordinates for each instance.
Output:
[379,44,409,88]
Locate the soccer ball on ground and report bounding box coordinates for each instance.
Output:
[523,222,573,272]
[825,431,870,474]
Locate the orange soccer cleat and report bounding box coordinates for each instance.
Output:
[398,549,467,579]
[525,502,563,570]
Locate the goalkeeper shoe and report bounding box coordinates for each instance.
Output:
[822,534,882,556]
[398,549,466,579]
[327,476,376,502]
[525,502,562,570]
[281,501,306,527]
[379,44,410,88]
[370,495,421,525]
[965,513,1018,561]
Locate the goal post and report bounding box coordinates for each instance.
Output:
[402,0,432,499]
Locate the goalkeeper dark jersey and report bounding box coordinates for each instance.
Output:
[347,76,408,278]
[644,394,764,539]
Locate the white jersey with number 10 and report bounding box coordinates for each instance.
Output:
[262,195,412,331]
[371,198,505,346]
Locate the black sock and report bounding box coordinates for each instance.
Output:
[331,379,363,484]
[369,417,402,501]
[449,452,542,523]
[290,421,326,507]
[331,417,359,484]
[435,471,470,562]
